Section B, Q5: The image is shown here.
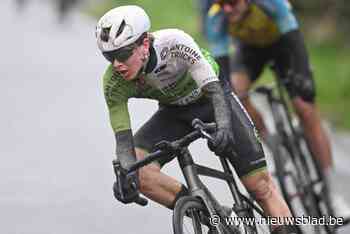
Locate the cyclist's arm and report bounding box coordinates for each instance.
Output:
[257,0,298,34]
[103,67,137,169]
[103,68,140,203]
[173,30,232,130]
[256,1,306,66]
[108,104,137,170]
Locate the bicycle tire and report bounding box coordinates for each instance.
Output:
[270,141,303,234]
[271,138,323,234]
[173,196,239,234]
[297,131,336,234]
[236,194,271,234]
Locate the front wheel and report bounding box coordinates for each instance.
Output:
[173,196,237,234]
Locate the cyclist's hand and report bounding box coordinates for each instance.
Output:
[113,161,140,204]
[208,127,234,155]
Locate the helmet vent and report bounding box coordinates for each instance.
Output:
[116,20,126,38]
[100,27,111,42]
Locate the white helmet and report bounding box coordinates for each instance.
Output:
[95,5,151,52]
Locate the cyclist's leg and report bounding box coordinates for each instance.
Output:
[222,93,296,231]
[273,30,332,171]
[292,99,333,169]
[133,105,193,209]
[134,148,187,209]
[230,44,269,137]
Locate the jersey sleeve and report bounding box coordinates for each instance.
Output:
[103,65,135,133]
[172,30,219,89]
[257,0,299,34]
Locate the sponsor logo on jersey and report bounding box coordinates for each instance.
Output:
[170,44,201,64]
[160,47,170,60]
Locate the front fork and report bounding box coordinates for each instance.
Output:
[178,148,249,233]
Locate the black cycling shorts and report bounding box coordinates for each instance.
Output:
[230,30,316,103]
[134,94,267,178]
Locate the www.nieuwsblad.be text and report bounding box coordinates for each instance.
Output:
[209,215,344,226]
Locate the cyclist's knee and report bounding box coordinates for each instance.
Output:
[138,163,161,194]
[230,71,251,98]
[287,73,316,103]
[242,171,275,201]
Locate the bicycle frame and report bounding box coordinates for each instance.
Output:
[173,146,268,234]
[127,120,265,233]
[262,66,313,186]
[178,148,255,218]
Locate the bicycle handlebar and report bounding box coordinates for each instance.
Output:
[126,119,216,207]
[127,119,216,174]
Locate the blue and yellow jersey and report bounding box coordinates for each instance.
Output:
[207,0,299,48]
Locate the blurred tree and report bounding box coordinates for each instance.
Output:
[291,0,350,41]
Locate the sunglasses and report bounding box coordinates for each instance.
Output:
[102,43,138,63]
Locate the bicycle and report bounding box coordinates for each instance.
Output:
[250,64,336,234]
[124,118,270,234]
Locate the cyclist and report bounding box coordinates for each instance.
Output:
[207,0,350,217]
[96,5,298,233]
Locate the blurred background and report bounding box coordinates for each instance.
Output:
[90,0,350,129]
[1,0,349,234]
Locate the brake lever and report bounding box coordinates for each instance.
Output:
[113,161,148,207]
[193,121,238,158]
[199,128,214,141]
[192,119,215,142]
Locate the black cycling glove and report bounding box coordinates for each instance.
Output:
[113,129,139,204]
[113,160,139,204]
